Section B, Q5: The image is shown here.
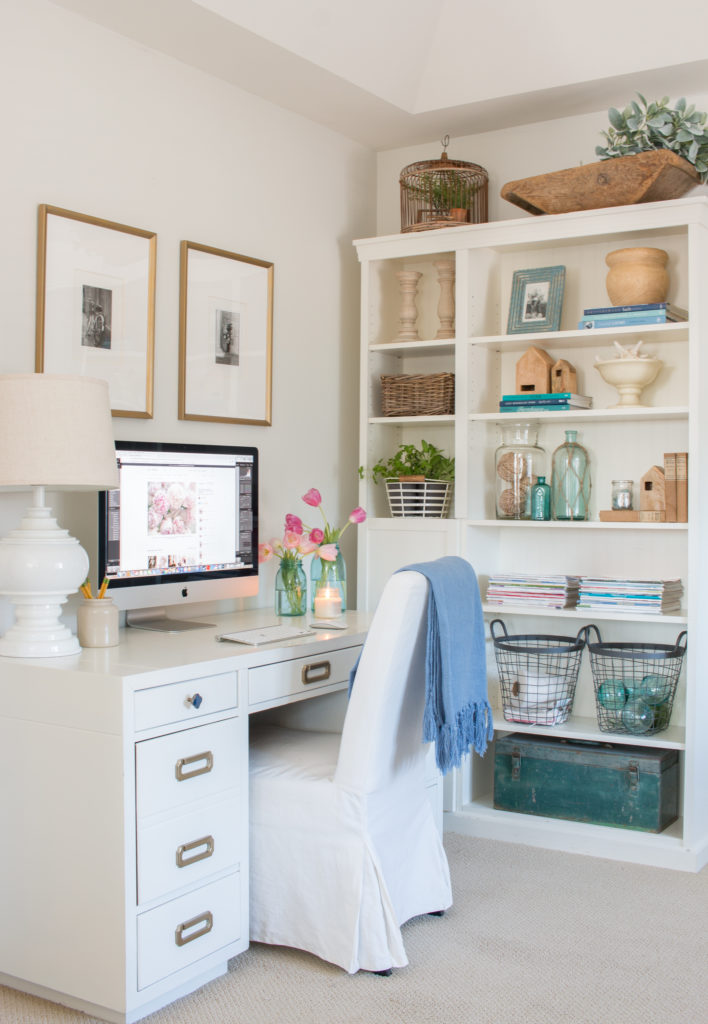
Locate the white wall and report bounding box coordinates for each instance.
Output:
[377,99,708,236]
[0,0,376,631]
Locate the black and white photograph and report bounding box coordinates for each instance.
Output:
[216,309,240,365]
[522,281,549,322]
[82,285,112,349]
[179,239,273,425]
[36,204,156,416]
[507,265,565,334]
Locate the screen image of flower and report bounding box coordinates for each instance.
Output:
[147,481,197,535]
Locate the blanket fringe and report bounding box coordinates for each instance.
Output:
[425,700,494,774]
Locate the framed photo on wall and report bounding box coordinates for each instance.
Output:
[179,241,273,425]
[507,265,565,334]
[35,205,156,418]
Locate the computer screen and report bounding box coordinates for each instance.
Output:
[98,440,258,630]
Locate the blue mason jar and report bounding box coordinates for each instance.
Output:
[551,430,591,521]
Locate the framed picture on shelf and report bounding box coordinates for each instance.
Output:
[179,241,273,425]
[507,265,565,335]
[36,204,156,418]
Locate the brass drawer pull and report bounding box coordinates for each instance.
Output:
[301,660,331,685]
[176,835,215,868]
[175,750,213,781]
[175,910,213,947]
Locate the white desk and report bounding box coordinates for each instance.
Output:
[0,608,368,1024]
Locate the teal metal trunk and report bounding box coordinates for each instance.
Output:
[494,733,679,833]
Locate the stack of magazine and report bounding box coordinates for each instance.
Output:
[577,577,683,615]
[486,573,580,609]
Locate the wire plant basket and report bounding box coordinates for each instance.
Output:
[384,478,452,518]
[586,625,687,736]
[490,619,587,725]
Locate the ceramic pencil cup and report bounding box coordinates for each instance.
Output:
[77,598,119,648]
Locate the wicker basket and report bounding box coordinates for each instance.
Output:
[384,477,452,518]
[380,373,455,417]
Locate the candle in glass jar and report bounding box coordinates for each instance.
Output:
[314,587,342,618]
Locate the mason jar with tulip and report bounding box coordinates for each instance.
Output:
[300,488,366,616]
[258,527,318,617]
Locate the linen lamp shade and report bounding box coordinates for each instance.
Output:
[0,373,118,658]
[0,374,119,489]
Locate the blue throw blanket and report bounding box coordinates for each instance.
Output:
[350,557,493,774]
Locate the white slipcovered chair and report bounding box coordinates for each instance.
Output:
[248,569,452,974]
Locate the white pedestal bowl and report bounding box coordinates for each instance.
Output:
[594,357,663,407]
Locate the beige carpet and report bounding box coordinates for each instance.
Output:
[2,832,707,1024]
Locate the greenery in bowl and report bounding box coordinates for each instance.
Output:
[596,93,708,183]
[361,440,455,486]
[405,172,478,215]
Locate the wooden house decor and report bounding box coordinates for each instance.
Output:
[551,358,577,394]
[515,346,554,394]
[639,465,666,522]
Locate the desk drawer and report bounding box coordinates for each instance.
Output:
[137,871,241,990]
[248,644,361,707]
[134,671,237,732]
[136,717,241,819]
[137,794,241,905]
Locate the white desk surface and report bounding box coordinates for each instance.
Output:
[0,607,370,684]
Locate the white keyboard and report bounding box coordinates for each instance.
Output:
[216,623,315,646]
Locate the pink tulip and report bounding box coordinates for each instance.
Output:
[258,542,274,563]
[302,488,322,508]
[317,544,338,562]
[298,537,318,556]
[309,527,324,544]
[349,506,367,524]
[283,529,302,550]
[285,513,303,534]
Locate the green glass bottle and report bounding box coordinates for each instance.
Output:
[530,475,551,520]
[551,430,591,521]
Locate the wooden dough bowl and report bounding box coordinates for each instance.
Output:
[501,151,699,216]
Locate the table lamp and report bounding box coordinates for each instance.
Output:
[0,373,119,658]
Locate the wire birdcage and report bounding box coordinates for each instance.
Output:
[400,136,488,232]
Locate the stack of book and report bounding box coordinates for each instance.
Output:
[578,302,688,330]
[664,452,688,523]
[499,392,592,413]
[486,573,580,609]
[577,577,683,615]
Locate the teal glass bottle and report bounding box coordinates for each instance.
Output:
[530,475,551,520]
[551,430,591,521]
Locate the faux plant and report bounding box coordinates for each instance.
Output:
[596,93,708,183]
[363,440,455,485]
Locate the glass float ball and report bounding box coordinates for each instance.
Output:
[622,698,655,734]
[638,674,672,706]
[598,680,628,711]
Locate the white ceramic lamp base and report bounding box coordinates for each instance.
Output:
[0,500,89,658]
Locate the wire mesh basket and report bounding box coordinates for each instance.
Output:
[586,625,687,736]
[490,619,587,725]
[380,372,455,417]
[384,478,452,518]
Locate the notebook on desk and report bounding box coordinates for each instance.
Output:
[216,623,316,646]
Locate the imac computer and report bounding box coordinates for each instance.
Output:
[98,440,258,631]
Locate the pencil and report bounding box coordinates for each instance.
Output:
[80,579,93,600]
[98,576,109,600]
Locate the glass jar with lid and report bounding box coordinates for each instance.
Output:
[494,422,546,520]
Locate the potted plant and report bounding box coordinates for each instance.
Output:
[404,172,478,223]
[362,440,455,518]
[595,94,708,181]
[501,93,706,216]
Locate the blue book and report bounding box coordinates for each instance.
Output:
[579,315,666,329]
[583,302,668,315]
[502,392,580,401]
[500,403,576,412]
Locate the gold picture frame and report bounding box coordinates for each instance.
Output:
[35,205,156,418]
[179,240,273,426]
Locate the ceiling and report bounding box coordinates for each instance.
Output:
[51,0,708,149]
